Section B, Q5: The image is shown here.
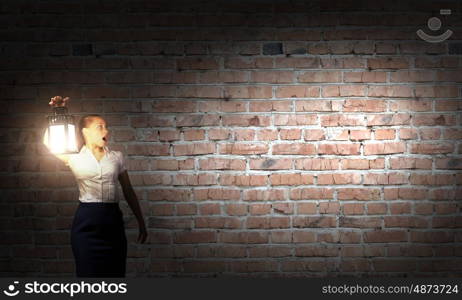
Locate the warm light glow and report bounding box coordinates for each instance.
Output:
[44,124,77,154]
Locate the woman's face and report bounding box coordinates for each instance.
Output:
[82,117,109,148]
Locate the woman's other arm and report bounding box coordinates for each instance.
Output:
[118,170,148,244]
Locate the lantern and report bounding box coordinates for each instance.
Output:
[44,106,78,154]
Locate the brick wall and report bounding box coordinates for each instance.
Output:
[0,0,461,277]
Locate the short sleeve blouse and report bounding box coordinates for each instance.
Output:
[68,146,127,203]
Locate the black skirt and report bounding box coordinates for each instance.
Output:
[71,201,127,278]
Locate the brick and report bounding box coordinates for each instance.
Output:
[412,114,456,126]
[273,143,316,155]
[410,173,455,185]
[199,158,246,170]
[250,100,291,112]
[343,99,386,112]
[72,44,92,56]
[297,203,317,214]
[199,71,248,83]
[415,86,459,98]
[389,100,432,112]
[220,175,267,186]
[272,202,294,214]
[229,261,278,273]
[219,143,268,155]
[343,203,364,215]
[176,204,197,216]
[296,100,340,112]
[410,142,454,154]
[291,231,315,243]
[295,245,338,256]
[367,57,409,69]
[384,216,428,228]
[343,71,387,82]
[390,71,434,82]
[194,188,240,201]
[173,143,215,156]
[274,114,317,125]
[176,115,220,126]
[368,86,413,98]
[218,231,269,244]
[339,231,361,243]
[279,128,301,140]
[318,143,360,155]
[435,158,462,170]
[410,231,454,243]
[225,56,273,69]
[318,202,340,214]
[414,203,434,215]
[225,204,248,216]
[195,217,241,229]
[290,188,334,200]
[222,115,271,127]
[339,217,382,228]
[341,158,385,170]
[320,114,365,126]
[322,85,366,97]
[297,71,341,83]
[250,158,293,170]
[337,188,381,201]
[317,173,361,185]
[275,86,320,98]
[389,157,432,169]
[176,57,219,70]
[183,129,205,141]
[243,189,285,201]
[234,128,256,140]
[374,129,395,140]
[262,42,283,55]
[174,231,217,244]
[224,86,272,99]
[249,204,271,215]
[270,231,292,243]
[363,230,407,243]
[269,173,314,185]
[293,216,336,228]
[173,173,216,186]
[364,142,406,155]
[274,57,319,68]
[373,259,416,272]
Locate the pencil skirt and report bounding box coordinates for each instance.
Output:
[71,201,127,277]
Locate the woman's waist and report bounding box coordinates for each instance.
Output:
[78,200,120,207]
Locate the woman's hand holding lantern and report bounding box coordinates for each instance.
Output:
[48,95,70,107]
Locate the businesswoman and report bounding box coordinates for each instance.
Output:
[43,96,147,278]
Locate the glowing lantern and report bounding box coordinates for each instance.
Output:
[44,106,78,154]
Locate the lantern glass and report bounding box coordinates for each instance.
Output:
[45,107,78,154]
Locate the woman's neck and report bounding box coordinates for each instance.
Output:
[85,143,104,154]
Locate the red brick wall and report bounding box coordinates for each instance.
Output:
[0,0,461,277]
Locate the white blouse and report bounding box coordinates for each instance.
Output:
[68,145,126,203]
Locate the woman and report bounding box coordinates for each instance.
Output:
[43,96,147,278]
